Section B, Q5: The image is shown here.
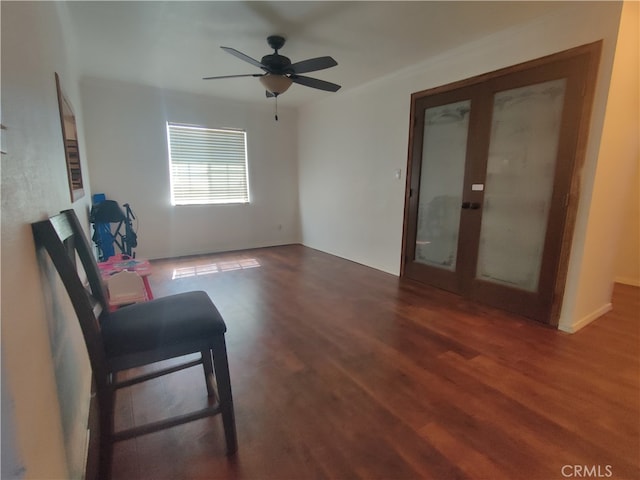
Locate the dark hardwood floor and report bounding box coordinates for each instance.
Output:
[110,245,640,480]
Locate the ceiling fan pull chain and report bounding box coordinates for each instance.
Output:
[274,95,279,121]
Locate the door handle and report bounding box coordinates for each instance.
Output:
[462,202,481,209]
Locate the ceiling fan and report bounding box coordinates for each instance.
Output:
[203,35,341,107]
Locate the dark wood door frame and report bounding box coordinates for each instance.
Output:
[403,85,481,294]
[400,41,602,326]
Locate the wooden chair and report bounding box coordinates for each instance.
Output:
[32,209,237,479]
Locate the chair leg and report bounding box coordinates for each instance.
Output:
[97,386,115,480]
[211,335,237,455]
[201,349,216,398]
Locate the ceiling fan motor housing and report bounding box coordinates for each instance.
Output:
[260,54,293,74]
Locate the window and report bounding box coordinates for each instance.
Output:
[167,123,249,205]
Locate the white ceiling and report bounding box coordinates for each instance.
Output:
[66,1,573,107]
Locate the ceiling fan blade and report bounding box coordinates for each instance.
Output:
[203,74,264,80]
[291,75,341,92]
[290,56,338,74]
[221,46,266,70]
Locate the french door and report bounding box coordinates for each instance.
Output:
[402,42,601,324]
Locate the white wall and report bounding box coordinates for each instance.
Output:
[612,0,640,289]
[81,78,300,260]
[298,2,623,329]
[298,84,409,274]
[562,0,640,331]
[614,159,640,287]
[1,2,94,478]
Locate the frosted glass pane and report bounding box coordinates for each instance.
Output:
[476,79,566,291]
[415,100,470,270]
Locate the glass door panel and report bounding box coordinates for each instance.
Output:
[415,100,470,271]
[476,79,567,291]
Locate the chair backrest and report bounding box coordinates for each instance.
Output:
[32,209,110,382]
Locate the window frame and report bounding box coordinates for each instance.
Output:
[166,122,250,206]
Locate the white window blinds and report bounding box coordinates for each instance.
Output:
[167,123,249,205]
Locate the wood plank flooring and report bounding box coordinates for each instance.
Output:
[110,245,640,480]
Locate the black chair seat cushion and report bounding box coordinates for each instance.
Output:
[101,291,226,359]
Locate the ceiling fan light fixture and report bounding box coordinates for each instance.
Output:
[260,74,292,95]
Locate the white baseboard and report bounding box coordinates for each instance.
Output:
[558,302,613,333]
[615,276,640,287]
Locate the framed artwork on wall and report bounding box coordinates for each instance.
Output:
[55,72,84,202]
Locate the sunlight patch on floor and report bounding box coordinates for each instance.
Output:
[172,258,260,279]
